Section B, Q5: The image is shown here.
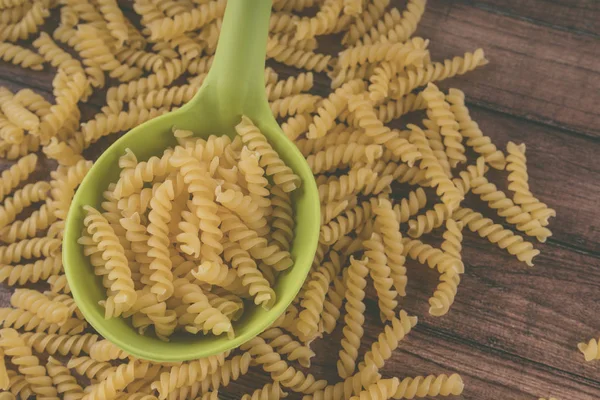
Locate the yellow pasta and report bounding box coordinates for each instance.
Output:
[578,338,600,362]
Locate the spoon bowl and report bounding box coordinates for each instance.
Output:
[63,0,320,362]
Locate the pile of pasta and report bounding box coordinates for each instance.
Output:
[0,0,562,399]
[80,118,300,340]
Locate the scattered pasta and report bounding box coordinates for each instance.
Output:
[0,0,560,398]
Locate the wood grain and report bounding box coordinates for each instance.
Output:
[0,1,599,399]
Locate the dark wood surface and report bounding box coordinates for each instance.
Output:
[1,1,600,399]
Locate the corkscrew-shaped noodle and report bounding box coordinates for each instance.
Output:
[422,83,466,167]
[505,141,555,225]
[408,124,462,212]
[470,175,551,242]
[388,49,488,99]
[146,0,226,40]
[446,88,505,170]
[392,373,464,398]
[241,336,327,394]
[337,256,368,378]
[453,207,539,266]
[374,197,407,296]
[10,289,70,325]
[363,233,398,321]
[236,116,301,192]
[22,331,98,357]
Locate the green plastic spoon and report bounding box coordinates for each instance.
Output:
[63,0,320,362]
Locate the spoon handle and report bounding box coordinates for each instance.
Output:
[198,0,273,121]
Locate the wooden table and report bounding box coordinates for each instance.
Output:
[1,1,599,399]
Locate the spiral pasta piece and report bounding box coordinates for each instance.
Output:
[0,236,60,264]
[0,180,49,229]
[106,58,189,102]
[83,206,137,310]
[0,88,39,132]
[21,331,97,357]
[0,328,57,398]
[0,42,44,70]
[453,207,539,266]
[389,49,488,99]
[296,256,340,341]
[368,61,398,104]
[578,338,600,362]
[95,0,128,47]
[172,278,233,337]
[236,116,301,192]
[393,373,464,398]
[10,289,70,324]
[266,72,314,101]
[0,201,56,243]
[373,197,407,296]
[223,241,275,309]
[241,336,327,394]
[114,149,173,199]
[408,124,462,212]
[470,175,551,242]
[337,37,429,69]
[216,186,268,235]
[446,88,505,169]
[270,185,294,251]
[505,141,555,225]
[170,148,222,262]
[422,83,466,167]
[46,356,85,400]
[359,310,417,372]
[261,328,315,368]
[147,0,226,40]
[0,306,86,335]
[307,143,383,174]
[83,107,166,145]
[73,25,141,81]
[364,233,398,322]
[336,257,368,378]
[348,95,421,166]
[428,271,460,317]
[267,35,332,73]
